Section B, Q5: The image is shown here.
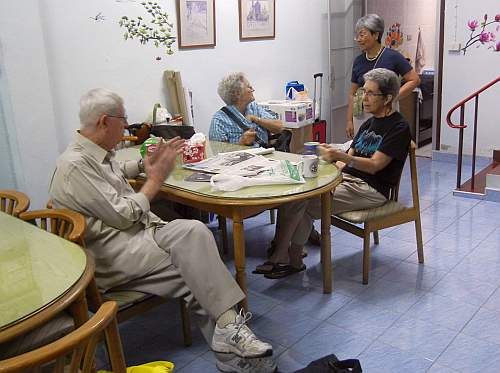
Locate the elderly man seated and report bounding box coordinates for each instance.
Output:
[254,68,412,279]
[209,72,282,146]
[49,88,276,373]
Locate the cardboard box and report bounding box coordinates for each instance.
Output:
[259,100,314,129]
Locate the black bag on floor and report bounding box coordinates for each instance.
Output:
[293,354,362,373]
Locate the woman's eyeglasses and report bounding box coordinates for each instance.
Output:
[357,88,385,98]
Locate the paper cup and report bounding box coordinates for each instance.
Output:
[302,154,319,178]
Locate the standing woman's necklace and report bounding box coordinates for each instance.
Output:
[366,45,384,62]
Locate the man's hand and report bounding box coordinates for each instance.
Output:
[140,137,184,201]
[239,129,256,146]
[346,121,355,139]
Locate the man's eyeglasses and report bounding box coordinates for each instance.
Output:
[107,114,128,122]
[357,88,385,98]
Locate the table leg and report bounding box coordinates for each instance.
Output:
[232,211,248,311]
[69,292,89,327]
[321,191,333,293]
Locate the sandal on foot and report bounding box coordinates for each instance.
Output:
[264,264,306,279]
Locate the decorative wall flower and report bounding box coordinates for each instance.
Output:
[385,23,404,50]
[119,2,176,56]
[461,12,500,54]
[468,20,479,31]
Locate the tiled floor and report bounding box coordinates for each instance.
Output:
[108,157,500,373]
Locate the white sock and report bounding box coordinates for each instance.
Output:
[216,309,237,328]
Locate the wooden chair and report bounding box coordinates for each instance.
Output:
[331,142,424,284]
[0,189,30,217]
[0,302,126,373]
[40,204,193,347]
[20,208,86,245]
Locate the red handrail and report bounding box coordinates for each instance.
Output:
[446,76,499,129]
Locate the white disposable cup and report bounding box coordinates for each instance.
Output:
[302,154,319,178]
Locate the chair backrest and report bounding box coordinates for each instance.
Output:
[408,141,421,211]
[0,190,30,217]
[19,209,86,246]
[386,141,418,204]
[0,302,125,373]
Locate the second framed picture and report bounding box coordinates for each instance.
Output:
[176,0,216,48]
[239,0,276,40]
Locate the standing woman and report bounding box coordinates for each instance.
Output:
[346,14,420,138]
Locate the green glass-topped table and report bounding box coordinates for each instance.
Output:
[116,141,342,309]
[0,212,94,343]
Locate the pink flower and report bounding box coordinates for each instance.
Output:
[495,41,500,51]
[479,32,491,43]
[495,14,500,22]
[468,19,479,31]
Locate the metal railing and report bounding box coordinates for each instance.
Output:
[446,76,499,190]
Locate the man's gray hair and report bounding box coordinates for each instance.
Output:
[355,14,385,43]
[217,72,246,105]
[363,68,400,102]
[79,88,124,130]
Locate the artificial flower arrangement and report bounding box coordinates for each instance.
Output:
[462,13,500,54]
[385,23,404,50]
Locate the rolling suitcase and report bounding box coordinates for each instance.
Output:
[312,72,327,143]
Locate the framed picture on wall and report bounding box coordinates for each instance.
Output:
[176,0,216,48]
[239,0,275,40]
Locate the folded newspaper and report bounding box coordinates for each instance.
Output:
[183,150,305,191]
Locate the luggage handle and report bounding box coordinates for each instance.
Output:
[313,72,323,121]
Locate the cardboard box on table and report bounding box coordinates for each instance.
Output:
[258,100,313,154]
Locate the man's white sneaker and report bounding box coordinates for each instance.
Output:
[212,309,273,358]
[215,354,277,373]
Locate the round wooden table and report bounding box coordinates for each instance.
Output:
[0,212,94,343]
[116,141,343,310]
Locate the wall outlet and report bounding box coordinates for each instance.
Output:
[449,42,462,52]
[407,34,412,41]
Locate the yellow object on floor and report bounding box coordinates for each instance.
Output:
[98,360,174,373]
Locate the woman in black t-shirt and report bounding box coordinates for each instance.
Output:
[254,68,411,279]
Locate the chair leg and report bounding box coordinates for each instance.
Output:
[269,209,276,225]
[414,216,424,264]
[179,299,192,347]
[218,215,229,256]
[373,231,380,245]
[362,230,371,285]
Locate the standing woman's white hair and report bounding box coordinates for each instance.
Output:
[79,88,124,130]
[217,72,246,105]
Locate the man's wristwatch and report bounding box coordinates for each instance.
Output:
[138,158,145,173]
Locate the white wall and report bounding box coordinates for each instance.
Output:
[0,0,59,207]
[0,0,330,208]
[41,0,330,143]
[440,0,499,157]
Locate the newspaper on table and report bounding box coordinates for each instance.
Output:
[183,150,305,191]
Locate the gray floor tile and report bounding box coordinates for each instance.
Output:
[431,272,497,306]
[378,315,458,361]
[357,340,433,373]
[435,333,500,373]
[462,308,500,345]
[405,292,479,331]
[327,299,401,339]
